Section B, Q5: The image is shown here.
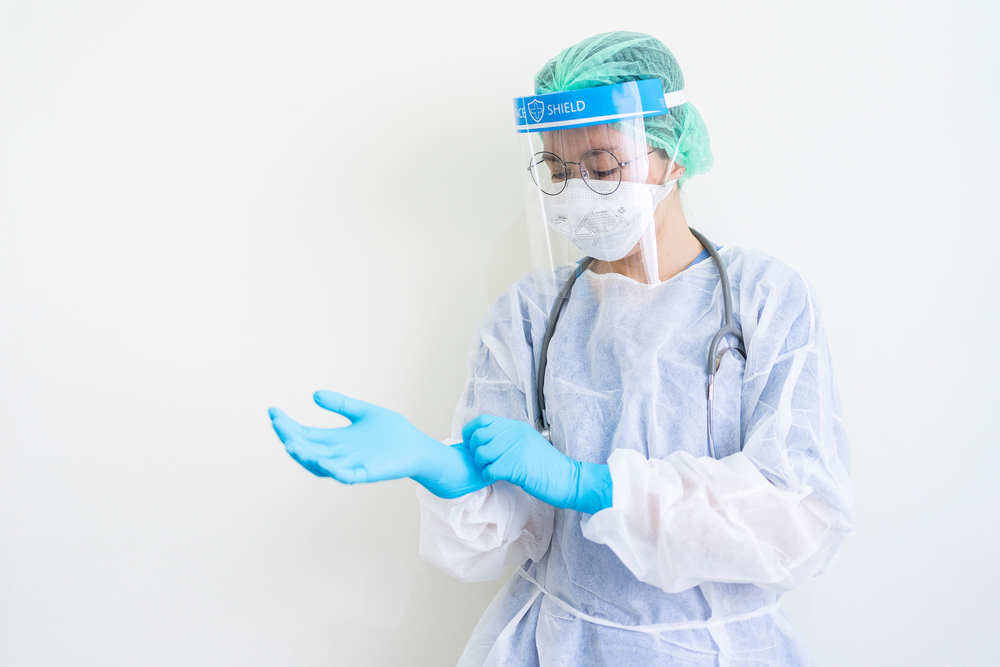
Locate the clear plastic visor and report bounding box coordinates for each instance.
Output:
[527,121,653,196]
[519,116,678,295]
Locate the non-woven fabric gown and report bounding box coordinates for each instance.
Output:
[417,247,853,666]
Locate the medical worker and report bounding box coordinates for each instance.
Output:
[269,31,853,666]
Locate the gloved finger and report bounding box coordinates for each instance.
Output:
[462,414,501,445]
[270,407,341,447]
[313,391,375,423]
[480,463,498,484]
[467,429,494,460]
[285,447,332,478]
[269,408,305,445]
[471,436,512,469]
[306,459,369,485]
[285,434,360,475]
[489,449,529,487]
[481,457,517,485]
[465,417,511,456]
[468,417,518,455]
[332,464,371,485]
[271,420,332,464]
[283,434,335,464]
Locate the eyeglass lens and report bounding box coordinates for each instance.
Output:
[528,149,624,196]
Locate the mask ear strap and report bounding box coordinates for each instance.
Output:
[650,129,685,203]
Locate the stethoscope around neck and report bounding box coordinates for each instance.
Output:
[533,227,745,460]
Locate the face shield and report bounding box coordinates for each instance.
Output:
[513,80,686,293]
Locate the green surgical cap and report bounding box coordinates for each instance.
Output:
[534,31,713,185]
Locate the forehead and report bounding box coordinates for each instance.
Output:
[541,125,639,156]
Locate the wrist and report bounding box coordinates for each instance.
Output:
[410,435,452,487]
[411,438,488,499]
[573,462,613,515]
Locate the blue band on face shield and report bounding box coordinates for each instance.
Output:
[513,80,684,133]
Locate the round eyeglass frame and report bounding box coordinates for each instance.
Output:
[527,149,655,196]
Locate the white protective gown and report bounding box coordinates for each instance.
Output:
[417,246,853,666]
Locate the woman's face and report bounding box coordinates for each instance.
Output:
[538,123,687,268]
[540,125,681,187]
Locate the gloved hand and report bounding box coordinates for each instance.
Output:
[463,415,613,515]
[269,391,490,499]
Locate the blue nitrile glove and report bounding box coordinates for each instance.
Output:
[463,415,613,515]
[268,391,490,499]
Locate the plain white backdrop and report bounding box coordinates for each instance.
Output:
[1,1,998,665]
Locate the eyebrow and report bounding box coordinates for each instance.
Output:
[545,143,631,159]
[591,141,628,153]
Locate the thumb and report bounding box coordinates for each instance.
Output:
[313,391,373,422]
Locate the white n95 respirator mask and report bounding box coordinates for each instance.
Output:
[541,178,676,262]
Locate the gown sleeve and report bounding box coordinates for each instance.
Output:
[417,284,556,583]
[581,264,854,593]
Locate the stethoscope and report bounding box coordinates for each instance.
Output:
[533,227,745,460]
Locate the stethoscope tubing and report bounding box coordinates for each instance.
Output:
[534,227,745,459]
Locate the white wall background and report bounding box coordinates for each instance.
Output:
[1,1,997,665]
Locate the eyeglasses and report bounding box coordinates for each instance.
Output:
[527,149,656,196]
